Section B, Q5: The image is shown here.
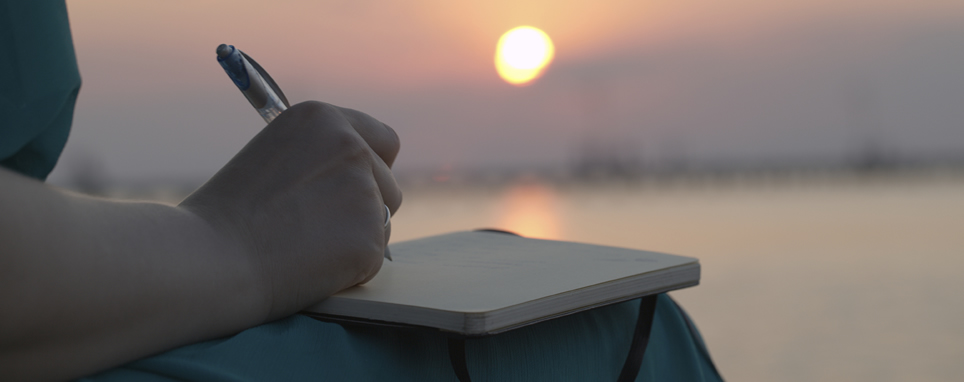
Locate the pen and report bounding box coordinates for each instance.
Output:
[216,44,289,123]
[215,44,393,261]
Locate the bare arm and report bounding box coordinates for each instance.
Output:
[0,172,265,380]
[0,101,401,381]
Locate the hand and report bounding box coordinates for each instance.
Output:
[180,101,402,322]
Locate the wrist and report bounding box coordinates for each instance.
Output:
[175,202,272,327]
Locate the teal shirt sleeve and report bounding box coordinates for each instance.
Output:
[0,0,81,180]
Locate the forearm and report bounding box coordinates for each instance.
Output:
[0,101,401,381]
[0,169,267,381]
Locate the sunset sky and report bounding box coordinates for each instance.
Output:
[50,0,964,184]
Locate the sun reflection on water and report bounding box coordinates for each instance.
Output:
[495,182,562,239]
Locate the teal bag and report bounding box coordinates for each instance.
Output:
[81,295,722,381]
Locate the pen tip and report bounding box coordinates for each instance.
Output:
[216,44,232,59]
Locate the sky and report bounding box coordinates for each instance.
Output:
[49,0,964,185]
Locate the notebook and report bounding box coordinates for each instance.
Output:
[303,230,700,336]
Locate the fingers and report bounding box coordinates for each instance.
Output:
[373,148,400,263]
[343,107,400,262]
[292,101,402,213]
[334,106,400,168]
[278,100,401,226]
[371,150,402,216]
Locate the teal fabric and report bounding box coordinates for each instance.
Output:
[80,295,722,381]
[0,0,80,180]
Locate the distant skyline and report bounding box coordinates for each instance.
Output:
[49,0,964,185]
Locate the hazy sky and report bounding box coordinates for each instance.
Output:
[49,0,964,184]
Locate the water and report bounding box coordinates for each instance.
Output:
[103,171,964,380]
[391,172,964,381]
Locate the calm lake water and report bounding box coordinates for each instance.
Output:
[117,170,963,380]
[390,172,964,381]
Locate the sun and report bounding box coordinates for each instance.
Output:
[495,26,555,86]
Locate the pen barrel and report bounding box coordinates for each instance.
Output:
[256,99,286,123]
[241,62,287,123]
[218,45,287,123]
[238,58,288,123]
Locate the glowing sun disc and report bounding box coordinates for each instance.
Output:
[495,26,554,86]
